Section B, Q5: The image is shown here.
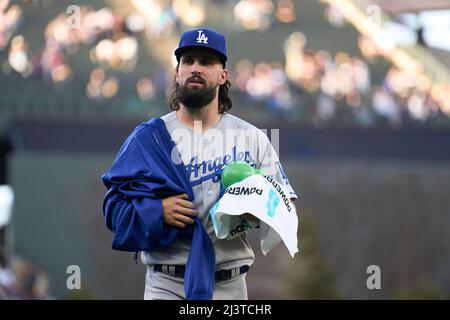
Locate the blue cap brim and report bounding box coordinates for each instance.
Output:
[175,46,227,66]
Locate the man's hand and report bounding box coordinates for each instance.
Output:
[162,194,198,228]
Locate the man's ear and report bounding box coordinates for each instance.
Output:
[218,69,228,85]
[175,66,180,84]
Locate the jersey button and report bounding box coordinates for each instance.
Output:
[208,190,213,195]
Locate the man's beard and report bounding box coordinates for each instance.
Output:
[178,80,218,110]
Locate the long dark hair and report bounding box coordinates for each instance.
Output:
[168,78,233,114]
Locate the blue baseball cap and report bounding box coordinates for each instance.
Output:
[174,28,227,66]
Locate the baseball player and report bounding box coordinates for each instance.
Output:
[101,27,297,300]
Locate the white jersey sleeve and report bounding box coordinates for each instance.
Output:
[255,129,298,200]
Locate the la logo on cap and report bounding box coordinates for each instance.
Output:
[196,30,208,44]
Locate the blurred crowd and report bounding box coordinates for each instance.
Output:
[0,0,22,52]
[0,253,53,300]
[232,29,449,128]
[4,5,144,90]
[233,0,296,31]
[0,0,450,128]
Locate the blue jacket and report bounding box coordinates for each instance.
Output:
[101,118,215,300]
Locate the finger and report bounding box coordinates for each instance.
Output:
[174,193,189,199]
[177,199,196,209]
[175,206,198,217]
[165,216,186,228]
[172,220,187,228]
[174,213,194,225]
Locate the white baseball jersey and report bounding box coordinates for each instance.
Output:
[141,111,297,270]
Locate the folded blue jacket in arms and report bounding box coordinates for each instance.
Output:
[101,117,215,300]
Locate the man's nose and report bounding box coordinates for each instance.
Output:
[190,60,203,74]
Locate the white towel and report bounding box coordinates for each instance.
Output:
[209,174,299,257]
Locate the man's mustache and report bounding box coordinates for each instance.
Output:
[187,76,206,84]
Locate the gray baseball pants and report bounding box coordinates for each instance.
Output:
[143,266,248,300]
